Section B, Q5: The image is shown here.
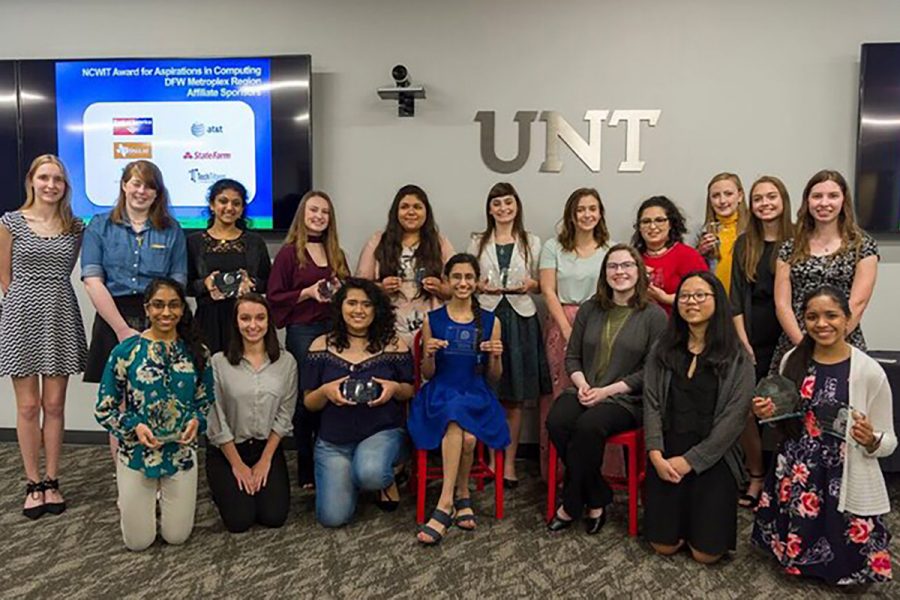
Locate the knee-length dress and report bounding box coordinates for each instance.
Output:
[0,211,87,377]
[769,235,879,374]
[407,306,510,450]
[751,359,893,584]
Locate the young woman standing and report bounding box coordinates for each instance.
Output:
[697,172,749,294]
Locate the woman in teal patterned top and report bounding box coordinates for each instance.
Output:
[95,278,214,551]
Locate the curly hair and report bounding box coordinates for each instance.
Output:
[143,278,208,375]
[328,277,397,353]
[630,195,689,253]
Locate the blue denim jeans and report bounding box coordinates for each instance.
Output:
[314,427,409,527]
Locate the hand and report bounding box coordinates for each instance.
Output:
[231,461,256,495]
[560,322,572,343]
[237,269,254,296]
[650,452,682,484]
[205,271,226,301]
[134,423,161,449]
[509,277,537,295]
[742,342,756,365]
[424,337,449,358]
[303,279,330,304]
[577,386,606,407]
[116,327,141,342]
[850,411,877,449]
[250,455,272,491]
[668,455,692,477]
[752,396,775,420]
[368,377,399,407]
[178,418,199,444]
[322,376,352,406]
[421,276,442,294]
[697,233,718,256]
[478,281,503,295]
[479,339,503,357]
[380,276,402,294]
[647,284,667,304]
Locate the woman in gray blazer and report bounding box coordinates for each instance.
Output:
[546,244,667,534]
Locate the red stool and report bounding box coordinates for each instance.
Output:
[546,428,646,536]
[410,330,505,523]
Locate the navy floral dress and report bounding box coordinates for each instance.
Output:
[751,359,893,584]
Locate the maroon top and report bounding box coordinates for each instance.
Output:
[268,244,340,328]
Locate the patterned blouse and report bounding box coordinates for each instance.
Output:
[95,336,215,478]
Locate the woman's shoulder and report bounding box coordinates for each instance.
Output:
[307,334,329,353]
[385,337,410,354]
[0,210,21,231]
[112,335,143,358]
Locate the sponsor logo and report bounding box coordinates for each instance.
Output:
[113,117,153,135]
[114,142,153,159]
[188,168,226,184]
[182,150,232,160]
[190,122,224,137]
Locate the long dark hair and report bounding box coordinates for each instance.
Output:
[557,187,610,252]
[595,244,650,311]
[443,253,485,372]
[374,184,443,290]
[328,278,397,353]
[630,195,688,253]
[225,293,281,365]
[782,285,852,387]
[143,278,208,375]
[205,178,249,230]
[655,271,738,375]
[789,170,865,264]
[741,176,793,281]
[474,182,532,267]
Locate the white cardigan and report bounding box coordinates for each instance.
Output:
[467,232,542,317]
[780,346,897,516]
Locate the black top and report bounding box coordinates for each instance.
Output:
[730,236,779,343]
[186,231,271,303]
[665,352,719,440]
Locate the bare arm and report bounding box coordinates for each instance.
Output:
[732,314,755,362]
[83,276,136,340]
[420,317,438,381]
[847,255,878,334]
[774,259,802,345]
[0,225,10,294]
[484,319,503,383]
[540,268,572,340]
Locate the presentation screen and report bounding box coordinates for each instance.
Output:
[0,55,311,231]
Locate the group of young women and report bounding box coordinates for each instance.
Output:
[0,155,893,585]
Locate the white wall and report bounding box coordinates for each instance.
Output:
[1,0,899,433]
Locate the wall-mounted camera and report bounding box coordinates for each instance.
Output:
[377,64,426,117]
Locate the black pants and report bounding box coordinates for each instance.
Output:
[546,392,636,518]
[206,440,291,533]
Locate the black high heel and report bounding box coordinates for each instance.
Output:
[23,480,45,520]
[42,478,66,516]
[583,508,607,535]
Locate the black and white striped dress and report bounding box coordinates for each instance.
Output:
[0,211,88,377]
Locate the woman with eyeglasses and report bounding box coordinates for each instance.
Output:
[631,196,707,316]
[643,271,754,564]
[545,244,666,534]
[95,278,214,551]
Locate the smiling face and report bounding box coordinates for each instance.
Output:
[236,300,268,345]
[489,194,518,226]
[447,261,478,300]
[397,194,427,233]
[304,195,331,234]
[122,174,158,215]
[807,180,844,226]
[676,276,716,326]
[750,181,784,222]
[708,178,742,219]
[342,287,374,335]
[211,188,244,227]
[29,162,66,206]
[572,194,601,233]
[145,285,183,337]
[804,294,849,348]
[638,205,671,249]
[605,249,639,295]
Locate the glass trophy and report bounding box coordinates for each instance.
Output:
[318,277,340,301]
[340,378,383,404]
[213,270,243,298]
[756,374,803,424]
[483,267,502,290]
[648,266,666,289]
[816,404,852,440]
[444,324,478,356]
[504,265,526,291]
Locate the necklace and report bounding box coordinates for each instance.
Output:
[347,331,368,339]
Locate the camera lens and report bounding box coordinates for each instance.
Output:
[391,64,409,87]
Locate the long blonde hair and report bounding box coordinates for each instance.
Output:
[284,190,349,277]
[22,154,79,234]
[789,170,864,264]
[741,176,793,281]
[703,172,749,231]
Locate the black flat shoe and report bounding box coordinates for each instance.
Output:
[375,485,399,512]
[547,515,574,532]
[42,478,66,516]
[23,480,45,520]
[583,509,607,535]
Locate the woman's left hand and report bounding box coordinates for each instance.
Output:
[697,233,718,256]
[178,418,199,445]
[237,269,254,296]
[668,455,692,477]
[421,276,442,294]
[479,339,503,357]
[251,455,272,491]
[368,377,398,407]
[850,411,877,449]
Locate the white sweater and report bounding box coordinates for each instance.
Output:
[780,346,897,516]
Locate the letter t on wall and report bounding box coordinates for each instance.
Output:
[609,110,661,172]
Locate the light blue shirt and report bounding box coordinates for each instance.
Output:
[538,237,612,304]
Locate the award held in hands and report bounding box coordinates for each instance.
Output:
[444,324,478,356]
[756,374,803,424]
[816,404,853,440]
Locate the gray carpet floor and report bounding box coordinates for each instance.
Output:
[1,443,898,599]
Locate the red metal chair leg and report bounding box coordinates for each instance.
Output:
[546,442,557,523]
[476,442,486,492]
[416,449,427,524]
[494,449,504,519]
[626,439,639,537]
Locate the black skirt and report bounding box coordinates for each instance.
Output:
[83,295,147,383]
[195,298,237,356]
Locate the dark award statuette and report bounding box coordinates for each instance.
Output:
[756,374,803,424]
[816,404,852,440]
[340,378,383,404]
[214,270,244,298]
[444,324,477,355]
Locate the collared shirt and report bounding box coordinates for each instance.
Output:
[207,351,298,446]
[81,211,187,296]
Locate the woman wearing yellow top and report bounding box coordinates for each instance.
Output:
[696,173,749,294]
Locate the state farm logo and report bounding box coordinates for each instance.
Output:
[113,142,153,159]
[112,117,153,135]
[182,150,232,160]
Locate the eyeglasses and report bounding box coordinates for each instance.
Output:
[606,261,637,272]
[147,300,184,311]
[638,216,669,229]
[677,291,713,304]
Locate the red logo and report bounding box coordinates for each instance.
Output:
[182,150,232,160]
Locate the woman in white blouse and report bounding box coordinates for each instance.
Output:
[207,293,297,533]
[468,183,550,486]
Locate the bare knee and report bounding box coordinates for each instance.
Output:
[16,399,40,423]
[651,541,683,556]
[462,432,477,453]
[42,397,66,419]
[690,547,723,565]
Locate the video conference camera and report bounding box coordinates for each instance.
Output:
[377,64,425,117]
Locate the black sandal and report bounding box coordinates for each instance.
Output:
[375,484,399,512]
[23,480,45,520]
[417,508,453,546]
[738,473,766,509]
[454,497,477,531]
[42,478,66,516]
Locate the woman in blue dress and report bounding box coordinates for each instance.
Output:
[408,253,509,545]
